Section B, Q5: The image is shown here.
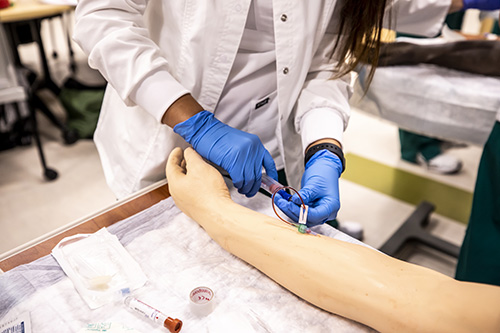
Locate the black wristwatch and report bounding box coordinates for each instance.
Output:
[304,142,345,173]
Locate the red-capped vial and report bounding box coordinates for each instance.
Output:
[124,296,182,333]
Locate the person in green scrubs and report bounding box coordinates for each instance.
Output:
[397,12,466,175]
[393,11,500,285]
[456,120,500,286]
[398,129,463,174]
[455,12,500,286]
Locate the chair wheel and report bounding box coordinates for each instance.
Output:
[44,168,58,181]
[63,128,79,145]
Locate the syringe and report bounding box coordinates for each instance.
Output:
[260,174,292,200]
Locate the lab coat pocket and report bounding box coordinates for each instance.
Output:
[248,90,278,136]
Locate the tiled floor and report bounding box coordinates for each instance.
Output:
[0,13,484,279]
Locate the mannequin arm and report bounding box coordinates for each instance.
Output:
[166,148,500,333]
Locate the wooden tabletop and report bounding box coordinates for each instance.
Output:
[0,1,73,23]
[0,182,171,272]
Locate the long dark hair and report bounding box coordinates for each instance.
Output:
[333,0,391,86]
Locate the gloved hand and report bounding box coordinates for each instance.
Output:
[174,110,278,197]
[463,0,500,10]
[274,150,342,227]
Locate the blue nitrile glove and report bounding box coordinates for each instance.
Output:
[463,0,500,10]
[274,150,341,227]
[174,110,278,197]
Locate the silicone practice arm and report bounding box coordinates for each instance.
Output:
[166,148,500,333]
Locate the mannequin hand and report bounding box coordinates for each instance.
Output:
[463,0,500,10]
[174,111,278,197]
[274,150,341,227]
[166,147,232,221]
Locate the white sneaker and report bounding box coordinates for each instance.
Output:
[416,153,463,174]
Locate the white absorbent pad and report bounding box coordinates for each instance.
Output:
[0,188,375,332]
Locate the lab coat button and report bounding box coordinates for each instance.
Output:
[281,14,287,22]
[282,67,289,75]
[235,4,242,12]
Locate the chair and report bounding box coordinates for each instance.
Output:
[3,11,79,145]
[0,22,57,180]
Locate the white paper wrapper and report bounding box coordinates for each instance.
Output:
[52,228,148,309]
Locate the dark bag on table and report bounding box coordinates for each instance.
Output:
[378,40,500,77]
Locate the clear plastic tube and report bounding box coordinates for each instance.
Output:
[261,174,291,200]
[124,296,182,333]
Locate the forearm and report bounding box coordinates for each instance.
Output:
[167,148,500,332]
[161,94,204,127]
[449,0,464,12]
[187,196,500,333]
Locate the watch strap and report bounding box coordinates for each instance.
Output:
[304,143,345,173]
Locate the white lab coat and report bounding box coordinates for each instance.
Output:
[74,0,450,198]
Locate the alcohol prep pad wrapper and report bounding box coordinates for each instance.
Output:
[52,228,147,309]
[0,312,31,333]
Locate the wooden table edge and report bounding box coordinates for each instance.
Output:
[0,3,74,23]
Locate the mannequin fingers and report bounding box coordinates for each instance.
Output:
[166,147,186,180]
[183,147,212,174]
